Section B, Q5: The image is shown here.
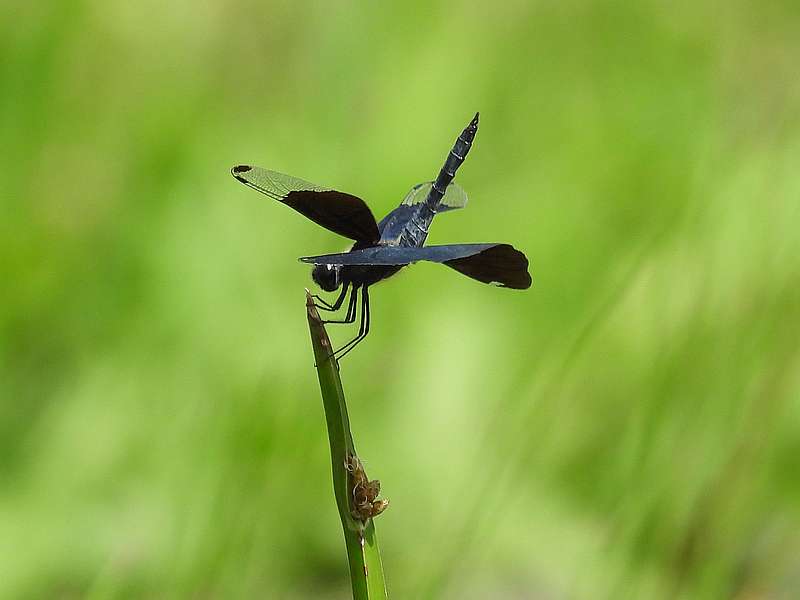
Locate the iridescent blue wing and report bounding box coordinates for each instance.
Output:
[300,243,531,289]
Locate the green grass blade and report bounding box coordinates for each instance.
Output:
[305,291,388,600]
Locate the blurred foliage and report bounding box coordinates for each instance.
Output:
[2,1,800,598]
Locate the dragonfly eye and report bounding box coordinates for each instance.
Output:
[311,263,341,292]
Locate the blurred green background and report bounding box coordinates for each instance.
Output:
[2,1,800,598]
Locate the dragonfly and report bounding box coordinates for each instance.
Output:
[231,113,531,360]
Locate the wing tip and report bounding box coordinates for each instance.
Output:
[492,243,532,289]
[231,164,252,182]
[509,244,533,289]
[517,270,533,290]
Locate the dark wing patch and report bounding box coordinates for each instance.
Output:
[283,190,380,244]
[231,165,379,243]
[444,243,532,289]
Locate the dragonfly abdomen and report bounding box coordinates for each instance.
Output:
[398,205,435,247]
[426,112,479,211]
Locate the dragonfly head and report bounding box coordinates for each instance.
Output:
[311,263,342,292]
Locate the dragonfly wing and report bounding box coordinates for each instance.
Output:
[443,243,531,289]
[299,244,497,266]
[231,165,380,243]
[401,181,468,213]
[300,243,529,288]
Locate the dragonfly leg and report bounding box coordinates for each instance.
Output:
[322,285,358,325]
[333,286,370,361]
[312,283,349,312]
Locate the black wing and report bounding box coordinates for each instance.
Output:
[300,243,531,289]
[443,243,532,289]
[231,165,380,244]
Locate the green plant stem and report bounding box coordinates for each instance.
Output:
[305,291,387,600]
